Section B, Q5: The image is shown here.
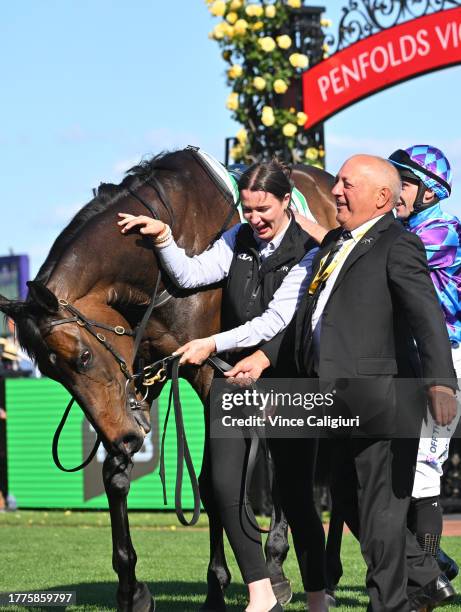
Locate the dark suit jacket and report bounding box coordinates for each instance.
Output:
[263,213,456,434]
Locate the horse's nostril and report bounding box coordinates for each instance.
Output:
[121,433,143,455]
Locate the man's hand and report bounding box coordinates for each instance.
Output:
[173,337,216,366]
[428,385,458,426]
[224,350,271,384]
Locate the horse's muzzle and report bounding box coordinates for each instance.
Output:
[117,431,145,457]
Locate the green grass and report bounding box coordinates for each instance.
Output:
[1,511,461,611]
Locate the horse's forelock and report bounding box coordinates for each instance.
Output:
[11,312,47,362]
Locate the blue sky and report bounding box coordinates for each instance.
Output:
[2,0,460,277]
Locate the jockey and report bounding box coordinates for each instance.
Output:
[389,144,461,580]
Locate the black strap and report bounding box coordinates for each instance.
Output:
[159,356,201,526]
[52,398,101,472]
[128,188,161,220]
[145,177,175,228]
[133,271,162,363]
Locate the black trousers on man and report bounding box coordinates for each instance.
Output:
[330,437,440,612]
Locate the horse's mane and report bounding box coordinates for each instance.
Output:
[35,149,194,284]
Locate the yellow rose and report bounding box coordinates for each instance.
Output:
[261,106,275,127]
[265,5,276,18]
[287,0,301,7]
[289,52,309,69]
[251,21,264,31]
[276,35,292,50]
[305,147,319,160]
[273,78,288,94]
[230,144,243,160]
[296,111,308,126]
[320,18,332,28]
[226,92,239,111]
[234,18,249,35]
[282,123,297,138]
[322,42,330,53]
[252,4,263,17]
[230,0,243,8]
[236,127,248,144]
[319,148,325,158]
[209,0,226,16]
[228,64,243,79]
[253,76,266,90]
[226,24,235,38]
[226,11,238,24]
[258,36,276,52]
[212,23,226,39]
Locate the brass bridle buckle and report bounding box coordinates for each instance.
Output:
[143,366,167,386]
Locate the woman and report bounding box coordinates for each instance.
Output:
[118,160,327,612]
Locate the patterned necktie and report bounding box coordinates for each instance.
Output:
[308,229,353,295]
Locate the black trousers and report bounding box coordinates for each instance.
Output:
[330,437,440,612]
[199,403,326,590]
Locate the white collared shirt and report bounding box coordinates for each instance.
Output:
[311,215,385,368]
[157,220,317,353]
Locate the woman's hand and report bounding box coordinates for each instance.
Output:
[224,350,271,384]
[174,337,217,366]
[118,213,166,238]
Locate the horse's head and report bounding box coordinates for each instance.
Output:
[0,281,150,458]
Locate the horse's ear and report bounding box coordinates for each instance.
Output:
[27,281,59,313]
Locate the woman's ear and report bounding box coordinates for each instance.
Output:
[283,192,291,209]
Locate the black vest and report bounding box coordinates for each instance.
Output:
[221,216,316,362]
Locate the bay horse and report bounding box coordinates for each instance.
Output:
[0,148,337,612]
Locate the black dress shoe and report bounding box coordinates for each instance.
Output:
[409,573,455,610]
[437,548,459,582]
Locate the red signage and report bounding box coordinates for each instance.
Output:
[302,7,461,127]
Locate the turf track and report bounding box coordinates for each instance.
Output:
[1,511,460,611]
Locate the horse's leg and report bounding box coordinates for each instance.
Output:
[264,453,292,606]
[199,399,231,612]
[103,454,155,612]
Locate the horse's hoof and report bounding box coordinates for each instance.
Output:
[271,579,292,606]
[199,569,228,611]
[117,582,155,612]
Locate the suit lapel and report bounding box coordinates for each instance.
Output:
[310,227,343,277]
[329,213,395,296]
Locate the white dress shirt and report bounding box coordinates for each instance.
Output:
[156,220,317,353]
[311,216,385,368]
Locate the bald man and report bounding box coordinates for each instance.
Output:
[227,156,457,611]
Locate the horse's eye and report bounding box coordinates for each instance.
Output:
[49,353,57,365]
[80,350,92,366]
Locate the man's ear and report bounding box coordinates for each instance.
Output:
[27,281,60,313]
[377,186,392,210]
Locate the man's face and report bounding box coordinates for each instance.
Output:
[395,180,418,220]
[331,158,381,230]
